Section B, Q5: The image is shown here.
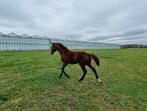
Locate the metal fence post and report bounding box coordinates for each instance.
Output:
[49,38,52,50]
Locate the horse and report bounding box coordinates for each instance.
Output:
[50,42,102,82]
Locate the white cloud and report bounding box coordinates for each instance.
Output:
[0,0,147,44]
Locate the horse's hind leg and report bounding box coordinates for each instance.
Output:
[88,64,102,83]
[79,64,87,81]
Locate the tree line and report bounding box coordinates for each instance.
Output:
[121,44,147,48]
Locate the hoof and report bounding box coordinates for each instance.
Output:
[98,78,102,83]
[79,79,82,82]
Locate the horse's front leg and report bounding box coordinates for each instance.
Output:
[59,63,66,78]
[59,63,70,79]
[59,71,63,78]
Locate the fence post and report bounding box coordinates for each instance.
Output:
[49,38,52,50]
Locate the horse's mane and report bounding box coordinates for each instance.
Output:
[56,43,69,51]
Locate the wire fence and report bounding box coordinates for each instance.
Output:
[52,39,120,49]
[0,35,51,50]
[0,34,120,51]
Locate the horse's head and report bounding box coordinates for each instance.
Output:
[51,42,69,55]
[51,42,59,55]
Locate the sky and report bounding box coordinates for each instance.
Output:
[0,0,147,44]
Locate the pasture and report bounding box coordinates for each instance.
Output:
[0,49,147,111]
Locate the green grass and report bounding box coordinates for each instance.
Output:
[0,49,147,111]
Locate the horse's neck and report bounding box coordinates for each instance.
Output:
[57,48,70,57]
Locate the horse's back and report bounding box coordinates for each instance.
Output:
[73,51,91,64]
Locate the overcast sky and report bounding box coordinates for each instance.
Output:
[0,0,147,44]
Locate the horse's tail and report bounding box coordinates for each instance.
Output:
[90,54,100,66]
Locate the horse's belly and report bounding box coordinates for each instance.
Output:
[68,60,78,64]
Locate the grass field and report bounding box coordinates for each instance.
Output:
[0,49,147,111]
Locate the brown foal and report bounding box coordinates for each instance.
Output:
[51,42,102,82]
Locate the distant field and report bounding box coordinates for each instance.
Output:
[0,49,147,111]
